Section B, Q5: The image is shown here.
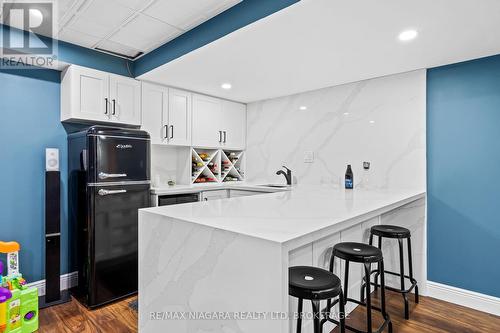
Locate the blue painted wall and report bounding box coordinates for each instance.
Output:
[134,0,299,76]
[427,54,500,298]
[0,68,68,282]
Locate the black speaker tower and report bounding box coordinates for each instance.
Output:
[39,170,71,308]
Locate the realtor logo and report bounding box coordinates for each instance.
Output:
[1,1,58,68]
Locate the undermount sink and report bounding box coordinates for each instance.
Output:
[258,184,289,188]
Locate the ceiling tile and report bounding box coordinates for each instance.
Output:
[58,0,78,15]
[79,0,134,29]
[113,0,148,11]
[110,13,181,51]
[58,26,101,48]
[143,0,239,30]
[97,39,141,58]
[68,16,115,38]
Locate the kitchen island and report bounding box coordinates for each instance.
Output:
[138,186,426,333]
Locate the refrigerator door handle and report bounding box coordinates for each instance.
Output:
[98,189,127,196]
[98,172,127,179]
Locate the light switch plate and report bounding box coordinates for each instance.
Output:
[304,151,314,163]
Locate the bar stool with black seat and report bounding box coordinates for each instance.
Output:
[289,266,346,333]
[363,225,419,320]
[325,242,392,333]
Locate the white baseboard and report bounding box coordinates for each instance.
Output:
[27,271,78,296]
[427,281,500,316]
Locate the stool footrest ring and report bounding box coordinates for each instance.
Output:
[323,297,391,333]
[362,269,418,295]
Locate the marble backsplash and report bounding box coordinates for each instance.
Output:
[245,70,426,191]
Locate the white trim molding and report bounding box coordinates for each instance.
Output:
[27,272,78,296]
[427,281,500,316]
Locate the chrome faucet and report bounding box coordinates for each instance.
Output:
[276,166,292,185]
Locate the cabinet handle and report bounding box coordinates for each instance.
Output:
[164,125,168,139]
[219,131,222,143]
[112,99,116,115]
[223,131,227,143]
[170,125,174,139]
[104,98,108,115]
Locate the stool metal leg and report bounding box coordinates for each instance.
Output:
[379,259,392,333]
[327,250,336,312]
[343,260,349,305]
[363,262,373,333]
[407,237,419,304]
[296,298,303,333]
[339,289,346,333]
[398,238,409,319]
[311,300,322,333]
[374,236,382,292]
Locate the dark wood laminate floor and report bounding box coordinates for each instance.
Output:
[38,296,137,333]
[38,292,500,332]
[331,290,500,333]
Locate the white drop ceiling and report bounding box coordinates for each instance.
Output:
[2,0,241,59]
[138,0,500,103]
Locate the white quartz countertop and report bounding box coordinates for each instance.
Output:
[151,183,290,195]
[140,186,425,244]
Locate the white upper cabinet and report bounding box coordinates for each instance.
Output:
[109,74,141,125]
[221,100,246,150]
[192,94,246,149]
[141,82,168,145]
[192,94,223,148]
[141,83,192,146]
[61,65,141,126]
[168,88,192,146]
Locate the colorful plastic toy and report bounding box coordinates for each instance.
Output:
[0,262,12,333]
[0,242,38,333]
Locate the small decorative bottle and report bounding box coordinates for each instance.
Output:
[345,165,354,189]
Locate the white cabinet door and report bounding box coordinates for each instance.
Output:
[109,74,141,126]
[221,101,246,149]
[192,94,222,148]
[141,83,168,144]
[201,190,228,201]
[75,67,109,121]
[228,190,265,198]
[168,89,192,146]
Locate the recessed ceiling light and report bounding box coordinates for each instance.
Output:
[343,112,349,116]
[398,29,418,42]
[369,120,375,124]
[221,83,232,90]
[299,106,307,110]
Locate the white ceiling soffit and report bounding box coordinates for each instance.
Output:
[33,0,241,59]
[138,0,500,103]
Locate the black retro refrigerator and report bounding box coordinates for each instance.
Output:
[68,126,151,308]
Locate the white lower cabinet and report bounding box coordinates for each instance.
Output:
[61,65,141,126]
[288,218,381,332]
[228,190,265,198]
[201,190,229,201]
[199,189,266,201]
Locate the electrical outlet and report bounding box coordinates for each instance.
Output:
[304,151,314,163]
